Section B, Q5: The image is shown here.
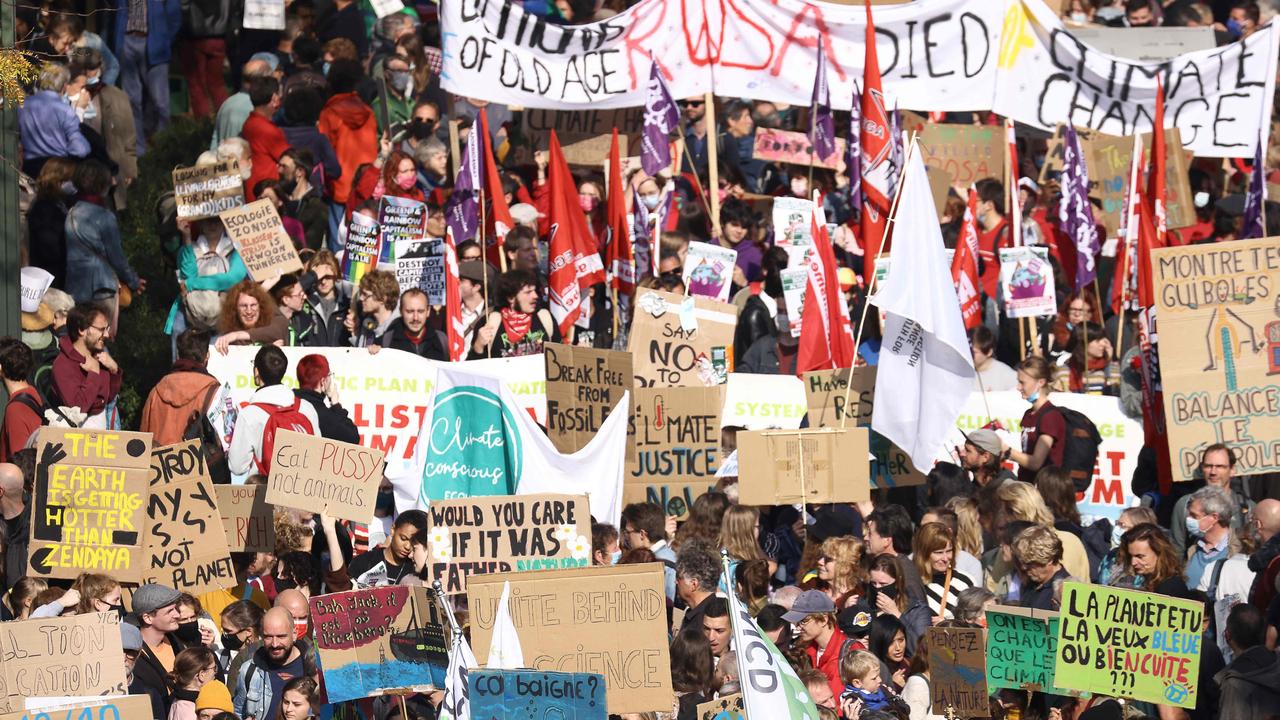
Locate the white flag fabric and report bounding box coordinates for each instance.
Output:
[871,148,976,471]
[486,581,525,670]
[439,618,478,720]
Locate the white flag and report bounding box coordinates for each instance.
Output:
[871,146,976,471]
[487,581,525,669]
[439,618,477,720]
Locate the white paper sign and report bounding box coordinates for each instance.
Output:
[682,243,738,302]
[720,373,807,430]
[242,0,286,30]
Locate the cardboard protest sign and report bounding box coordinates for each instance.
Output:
[425,494,590,594]
[215,484,276,553]
[985,605,1076,696]
[544,343,634,457]
[1140,127,1194,230]
[143,441,235,594]
[720,373,807,430]
[173,161,244,220]
[242,0,286,29]
[1154,238,1280,481]
[736,427,870,505]
[682,243,737,302]
[628,386,723,519]
[0,695,153,720]
[470,670,607,720]
[696,693,744,720]
[803,368,926,488]
[395,238,446,305]
[753,128,845,171]
[378,196,427,264]
[266,430,385,523]
[29,429,151,581]
[219,199,304,281]
[343,212,381,284]
[521,108,642,165]
[1082,129,1193,236]
[919,123,1004,187]
[780,267,807,337]
[310,586,449,703]
[999,246,1057,318]
[927,626,990,717]
[629,289,737,388]
[469,564,672,714]
[0,613,128,711]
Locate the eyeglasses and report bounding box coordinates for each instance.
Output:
[90,324,110,333]
[359,290,374,300]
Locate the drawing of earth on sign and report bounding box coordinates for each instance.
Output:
[687,258,729,299]
[1009,258,1048,301]
[422,386,523,503]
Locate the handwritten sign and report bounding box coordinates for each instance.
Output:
[999,246,1057,318]
[919,124,1004,187]
[29,429,152,581]
[696,693,744,720]
[310,586,448,703]
[395,238,445,305]
[173,162,244,220]
[1154,238,1280,481]
[803,368,926,488]
[753,128,846,171]
[1054,582,1202,708]
[470,670,607,720]
[682,243,737,303]
[544,343,633,457]
[266,430,385,523]
[378,196,426,264]
[720,373,807,430]
[343,213,381,284]
[219,199,303,281]
[521,108,641,166]
[629,289,737,388]
[985,605,1075,696]
[0,613,128,712]
[736,427,870,505]
[144,441,235,594]
[215,484,276,553]
[425,494,590,595]
[469,564,672,714]
[0,695,153,720]
[927,626,990,717]
[628,387,722,519]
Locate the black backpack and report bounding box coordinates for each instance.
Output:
[1051,406,1103,493]
[183,382,231,484]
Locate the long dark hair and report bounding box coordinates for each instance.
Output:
[868,614,907,666]
[669,625,714,694]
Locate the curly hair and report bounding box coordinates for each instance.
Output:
[819,536,864,596]
[218,280,277,334]
[358,269,400,309]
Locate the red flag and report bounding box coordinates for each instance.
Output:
[797,195,857,373]
[951,188,982,330]
[1146,78,1168,248]
[478,110,514,267]
[546,131,605,336]
[443,228,466,361]
[1134,133,1174,493]
[605,130,636,295]
[860,0,892,282]
[1109,135,1145,316]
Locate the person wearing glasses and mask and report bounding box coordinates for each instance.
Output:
[1171,444,1254,558]
[298,251,353,347]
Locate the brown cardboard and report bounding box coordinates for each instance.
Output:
[0,695,154,720]
[803,368,926,487]
[266,430,385,522]
[468,564,672,714]
[219,199,304,281]
[696,693,744,720]
[627,386,724,519]
[926,164,954,222]
[215,484,276,553]
[425,494,591,595]
[173,161,244,219]
[919,123,1005,188]
[628,288,737,388]
[1139,127,1194,229]
[0,613,128,711]
[1083,131,1132,239]
[29,429,153,581]
[736,427,870,505]
[544,343,634,459]
[927,626,990,717]
[143,441,235,594]
[521,108,642,166]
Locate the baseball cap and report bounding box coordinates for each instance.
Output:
[781,590,836,623]
[965,428,1002,456]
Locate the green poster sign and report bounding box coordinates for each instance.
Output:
[1053,582,1203,709]
[985,606,1080,696]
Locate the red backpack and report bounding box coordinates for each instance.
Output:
[251,399,315,476]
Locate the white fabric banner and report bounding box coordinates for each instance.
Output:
[994,0,1279,157]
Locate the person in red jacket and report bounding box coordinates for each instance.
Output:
[785,589,855,702]
[317,59,376,248]
[50,301,121,427]
[139,328,220,446]
[344,149,426,221]
[240,76,289,204]
[0,338,43,461]
[974,177,1011,302]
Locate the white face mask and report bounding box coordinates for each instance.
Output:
[1069,11,1088,22]
[641,193,661,211]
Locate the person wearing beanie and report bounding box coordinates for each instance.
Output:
[292,353,359,444]
[195,679,235,720]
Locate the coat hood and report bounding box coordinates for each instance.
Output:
[325,93,373,129]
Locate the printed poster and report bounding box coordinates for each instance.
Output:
[378,196,427,265]
[343,212,381,284]
[780,267,808,338]
[681,243,737,302]
[395,237,446,305]
[999,246,1056,318]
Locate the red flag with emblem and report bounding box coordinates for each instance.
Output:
[951,188,982,330]
[860,0,892,283]
[605,130,636,295]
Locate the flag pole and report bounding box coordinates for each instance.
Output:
[840,131,918,429]
[705,92,721,238]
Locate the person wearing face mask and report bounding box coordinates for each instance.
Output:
[1227,1,1259,39]
[1106,0,1160,27]
[1170,444,1253,558]
[1182,486,1249,594]
[374,54,415,136]
[592,523,622,566]
[276,149,329,252]
[218,601,264,679]
[1002,356,1067,484]
[240,76,289,203]
[17,62,91,178]
[1094,506,1157,585]
[345,150,426,223]
[68,48,137,210]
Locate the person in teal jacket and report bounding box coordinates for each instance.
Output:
[165,217,248,340]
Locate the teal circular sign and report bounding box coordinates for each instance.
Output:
[422,386,523,503]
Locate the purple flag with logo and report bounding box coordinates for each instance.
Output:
[1242,138,1265,239]
[1060,124,1100,291]
[846,83,862,214]
[810,45,836,162]
[444,124,480,243]
[641,60,680,177]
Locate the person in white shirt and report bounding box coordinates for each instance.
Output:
[228,345,320,477]
[969,325,1017,392]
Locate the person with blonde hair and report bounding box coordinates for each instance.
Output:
[816,536,864,608]
[718,505,767,589]
[30,572,123,618]
[1002,355,1068,483]
[1012,525,1069,611]
[995,480,1089,580]
[912,522,975,621]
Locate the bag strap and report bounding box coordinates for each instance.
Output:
[1207,556,1229,599]
[192,382,221,425]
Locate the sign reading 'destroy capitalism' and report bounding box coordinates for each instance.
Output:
[470,670,607,720]
[144,441,235,594]
[219,199,304,281]
[267,430,385,523]
[426,494,591,594]
[628,386,723,519]
[173,161,244,219]
[544,343,634,457]
[803,368,927,488]
[1154,237,1280,482]
[629,289,737,388]
[0,613,128,712]
[1054,582,1203,708]
[29,429,152,581]
[469,564,672,714]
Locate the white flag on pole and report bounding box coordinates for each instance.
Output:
[871,145,976,472]
[486,581,525,670]
[439,613,478,720]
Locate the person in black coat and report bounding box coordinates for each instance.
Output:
[380,288,448,360]
[292,353,360,445]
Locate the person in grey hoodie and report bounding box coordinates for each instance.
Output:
[1215,603,1280,720]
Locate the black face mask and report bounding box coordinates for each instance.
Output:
[278,176,298,197]
[877,585,899,601]
[105,602,126,620]
[408,118,436,140]
[221,631,245,651]
[175,620,202,645]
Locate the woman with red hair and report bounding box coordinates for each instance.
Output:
[344,149,426,222]
[292,354,360,444]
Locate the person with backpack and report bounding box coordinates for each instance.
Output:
[166,216,247,343]
[0,339,44,460]
[50,301,121,428]
[1003,355,1069,485]
[140,329,221,447]
[228,345,319,479]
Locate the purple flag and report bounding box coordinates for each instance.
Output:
[810,45,836,161]
[886,105,902,197]
[1242,138,1265,239]
[1060,124,1100,291]
[846,83,862,214]
[641,60,680,177]
[631,185,653,279]
[444,124,480,243]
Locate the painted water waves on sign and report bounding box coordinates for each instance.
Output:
[627,387,722,519]
[144,441,235,594]
[927,626,990,717]
[426,494,591,594]
[470,670,607,720]
[310,586,448,703]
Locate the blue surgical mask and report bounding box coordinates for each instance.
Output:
[641,193,661,211]
[609,550,621,564]
[322,61,331,77]
[1026,390,1039,404]
[1227,18,1244,39]
[85,75,100,86]
[1185,515,1202,538]
[1110,524,1125,548]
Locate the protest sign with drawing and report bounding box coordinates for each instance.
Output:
[144,440,235,594]
[927,626,990,717]
[395,237,446,304]
[735,427,870,506]
[544,343,634,458]
[28,429,152,582]
[378,196,427,264]
[682,244,737,303]
[425,493,591,595]
[780,267,808,337]
[772,196,815,266]
[173,162,244,220]
[266,430,385,523]
[803,368,927,488]
[629,289,737,388]
[310,586,449,703]
[469,670,607,720]
[628,386,723,519]
[696,693,744,720]
[469,564,672,714]
[216,483,276,553]
[0,613,128,712]
[344,212,381,284]
[999,246,1057,318]
[219,199,304,281]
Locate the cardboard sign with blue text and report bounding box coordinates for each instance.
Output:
[0,695,154,720]
[470,670,607,720]
[627,386,723,519]
[802,368,926,488]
